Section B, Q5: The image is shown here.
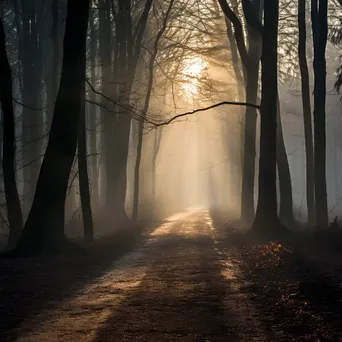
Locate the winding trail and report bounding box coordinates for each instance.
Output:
[15,208,270,341]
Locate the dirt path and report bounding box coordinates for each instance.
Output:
[12,209,272,341]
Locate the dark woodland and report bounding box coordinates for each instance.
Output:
[0,0,341,340]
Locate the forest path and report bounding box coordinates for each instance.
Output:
[15,208,270,341]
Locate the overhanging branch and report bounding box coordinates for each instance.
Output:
[151,101,260,127]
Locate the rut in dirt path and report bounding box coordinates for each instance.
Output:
[15,209,270,342]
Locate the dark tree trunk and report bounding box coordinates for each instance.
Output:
[276,98,295,226]
[20,0,43,216]
[311,0,328,228]
[225,18,245,204]
[12,0,90,255]
[298,0,315,226]
[98,0,127,222]
[151,127,163,206]
[240,25,262,226]
[0,20,23,249]
[251,0,282,232]
[46,0,60,129]
[78,80,94,243]
[89,9,98,208]
[219,0,261,225]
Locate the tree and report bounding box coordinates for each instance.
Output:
[251,0,283,232]
[298,0,315,226]
[0,19,23,249]
[276,96,295,226]
[78,78,94,243]
[18,0,44,215]
[311,0,329,228]
[88,8,99,209]
[98,0,153,224]
[218,0,295,226]
[12,0,91,255]
[132,0,175,221]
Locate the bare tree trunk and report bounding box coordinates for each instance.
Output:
[78,79,94,243]
[89,9,98,209]
[12,0,90,255]
[217,0,260,224]
[0,19,23,249]
[225,18,244,205]
[276,98,295,226]
[311,0,328,228]
[251,0,283,232]
[20,0,43,216]
[240,23,262,225]
[298,0,315,226]
[151,127,163,207]
[46,0,60,129]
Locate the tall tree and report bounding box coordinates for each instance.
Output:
[217,0,259,224]
[298,0,315,226]
[276,97,295,226]
[88,9,99,208]
[78,78,94,243]
[0,19,23,249]
[251,0,283,232]
[311,0,328,228]
[240,2,262,226]
[12,0,91,255]
[98,0,153,224]
[46,0,61,128]
[19,0,43,215]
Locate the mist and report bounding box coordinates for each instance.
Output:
[0,0,342,340]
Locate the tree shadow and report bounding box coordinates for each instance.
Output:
[92,233,267,341]
[0,222,159,341]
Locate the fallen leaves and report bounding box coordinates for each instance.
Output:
[235,239,342,341]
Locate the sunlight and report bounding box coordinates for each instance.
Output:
[181,57,207,103]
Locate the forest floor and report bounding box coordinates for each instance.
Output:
[0,208,342,341]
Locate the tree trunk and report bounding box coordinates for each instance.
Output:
[98,0,128,222]
[46,0,60,129]
[12,0,90,255]
[89,9,98,209]
[0,19,23,249]
[78,76,94,243]
[240,29,261,225]
[225,18,245,205]
[298,0,315,226]
[151,127,163,206]
[311,0,328,228]
[251,0,282,232]
[20,0,43,216]
[276,98,295,226]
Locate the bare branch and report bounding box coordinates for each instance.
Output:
[152,101,260,127]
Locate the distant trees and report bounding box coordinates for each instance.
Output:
[98,0,154,224]
[132,0,175,221]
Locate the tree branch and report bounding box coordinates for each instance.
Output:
[152,101,260,127]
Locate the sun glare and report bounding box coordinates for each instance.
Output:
[181,57,207,103]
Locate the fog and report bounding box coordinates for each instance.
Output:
[0,0,341,243]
